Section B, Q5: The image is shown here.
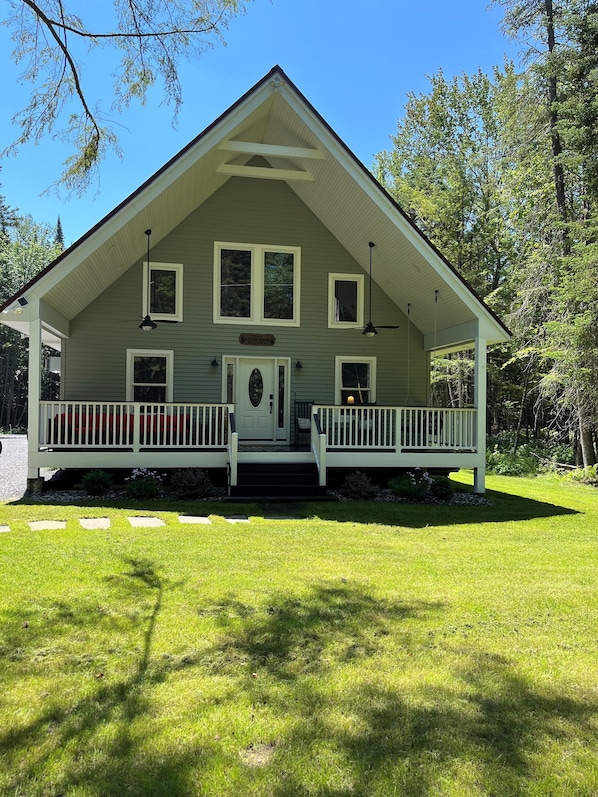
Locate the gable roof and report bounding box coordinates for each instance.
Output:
[1,65,510,351]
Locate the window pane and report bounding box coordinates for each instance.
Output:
[263,251,294,319]
[341,362,370,389]
[134,356,167,384]
[335,280,358,322]
[221,249,251,317]
[341,362,370,404]
[134,385,167,402]
[151,269,176,315]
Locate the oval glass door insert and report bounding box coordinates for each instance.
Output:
[248,368,264,407]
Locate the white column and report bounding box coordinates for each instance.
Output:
[473,336,487,494]
[27,310,42,482]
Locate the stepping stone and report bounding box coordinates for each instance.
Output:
[224,515,250,524]
[178,515,212,524]
[28,520,67,531]
[127,516,165,528]
[80,518,111,530]
[0,525,10,533]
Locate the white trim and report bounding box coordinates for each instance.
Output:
[213,242,301,327]
[143,262,183,322]
[334,356,377,405]
[328,273,364,328]
[126,349,174,402]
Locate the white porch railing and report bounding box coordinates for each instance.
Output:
[316,406,477,451]
[40,402,231,451]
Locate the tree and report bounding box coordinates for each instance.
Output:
[495,0,598,466]
[0,212,63,429]
[54,215,65,250]
[1,0,249,191]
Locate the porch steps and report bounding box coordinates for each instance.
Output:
[229,462,330,501]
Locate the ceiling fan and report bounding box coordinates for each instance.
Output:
[138,229,178,331]
[362,241,399,337]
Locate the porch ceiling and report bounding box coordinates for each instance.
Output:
[1,67,509,350]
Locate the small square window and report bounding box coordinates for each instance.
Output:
[144,263,183,322]
[328,274,364,328]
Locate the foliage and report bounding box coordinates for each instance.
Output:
[388,468,433,500]
[429,474,455,499]
[125,467,165,500]
[339,470,378,500]
[169,467,218,499]
[1,0,249,191]
[486,431,575,476]
[81,469,113,495]
[0,209,62,429]
[562,464,598,485]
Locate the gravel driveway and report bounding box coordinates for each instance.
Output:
[0,435,29,501]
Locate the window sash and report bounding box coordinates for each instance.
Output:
[328,273,364,328]
[143,263,183,321]
[215,243,300,325]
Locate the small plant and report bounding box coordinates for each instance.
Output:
[170,468,217,499]
[562,465,598,485]
[340,470,378,500]
[429,474,455,499]
[388,468,433,500]
[81,469,113,495]
[125,467,165,500]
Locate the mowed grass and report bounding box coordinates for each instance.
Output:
[0,474,597,796]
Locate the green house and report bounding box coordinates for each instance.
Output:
[0,66,510,497]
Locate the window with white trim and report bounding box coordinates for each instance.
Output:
[328,273,364,328]
[143,262,183,322]
[335,356,376,405]
[214,243,300,325]
[126,350,174,402]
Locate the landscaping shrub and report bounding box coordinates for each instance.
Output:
[340,470,379,500]
[125,468,165,500]
[429,474,455,499]
[81,469,113,495]
[388,468,432,500]
[562,465,598,485]
[170,468,218,499]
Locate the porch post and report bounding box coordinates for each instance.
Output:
[473,336,487,494]
[27,309,43,490]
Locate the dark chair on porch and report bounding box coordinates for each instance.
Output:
[294,400,314,447]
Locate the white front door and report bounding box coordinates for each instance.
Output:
[236,358,276,440]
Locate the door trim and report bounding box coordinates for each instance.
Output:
[222,356,291,443]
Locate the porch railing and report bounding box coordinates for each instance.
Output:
[316,406,476,451]
[40,402,231,450]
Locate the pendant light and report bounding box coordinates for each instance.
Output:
[139,229,157,331]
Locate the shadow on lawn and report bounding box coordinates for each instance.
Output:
[2,576,596,795]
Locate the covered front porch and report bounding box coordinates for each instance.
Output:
[33,400,486,494]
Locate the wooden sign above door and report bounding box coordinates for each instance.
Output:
[239,333,275,346]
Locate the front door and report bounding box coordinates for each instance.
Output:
[236,358,276,440]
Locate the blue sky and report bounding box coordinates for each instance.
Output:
[0,0,520,245]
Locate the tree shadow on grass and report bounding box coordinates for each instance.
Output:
[2,577,596,795]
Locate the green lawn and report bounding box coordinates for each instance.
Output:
[1,474,597,796]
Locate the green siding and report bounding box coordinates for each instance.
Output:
[64,177,428,407]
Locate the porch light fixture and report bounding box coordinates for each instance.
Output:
[139,229,157,332]
[295,360,303,369]
[211,358,219,368]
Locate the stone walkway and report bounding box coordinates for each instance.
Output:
[1,513,302,532]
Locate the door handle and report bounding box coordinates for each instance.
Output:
[269,394,273,414]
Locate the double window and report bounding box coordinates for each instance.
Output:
[126,350,173,402]
[143,263,183,322]
[328,273,364,328]
[214,243,300,325]
[335,356,376,405]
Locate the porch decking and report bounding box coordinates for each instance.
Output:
[34,401,485,492]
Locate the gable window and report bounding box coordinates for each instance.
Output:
[328,273,364,328]
[143,263,183,322]
[126,350,174,402]
[335,356,376,405]
[214,243,300,325]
